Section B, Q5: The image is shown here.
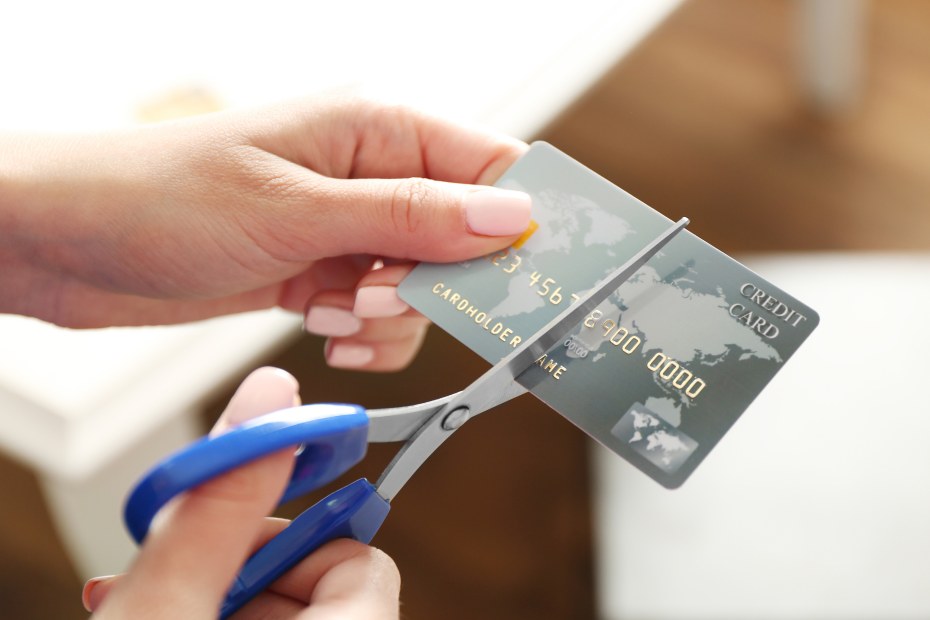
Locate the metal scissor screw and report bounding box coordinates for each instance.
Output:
[441,406,471,431]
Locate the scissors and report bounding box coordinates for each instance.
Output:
[124,217,688,618]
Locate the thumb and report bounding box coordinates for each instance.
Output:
[303,176,533,261]
[90,367,300,618]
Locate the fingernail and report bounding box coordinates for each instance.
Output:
[354,286,409,318]
[83,575,114,612]
[213,367,299,434]
[304,306,362,336]
[464,188,532,236]
[328,343,375,368]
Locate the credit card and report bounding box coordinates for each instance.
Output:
[398,142,818,488]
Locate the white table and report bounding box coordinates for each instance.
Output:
[0,0,683,579]
[595,254,930,619]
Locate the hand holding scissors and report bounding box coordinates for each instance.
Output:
[123,218,689,618]
[83,368,401,619]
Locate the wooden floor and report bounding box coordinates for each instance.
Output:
[546,0,930,253]
[3,1,930,618]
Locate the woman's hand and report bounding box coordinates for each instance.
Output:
[0,97,530,370]
[82,367,401,619]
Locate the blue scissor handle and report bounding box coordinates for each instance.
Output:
[221,478,389,618]
[123,403,390,618]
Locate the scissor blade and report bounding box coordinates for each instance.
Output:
[461,216,689,416]
[374,217,688,501]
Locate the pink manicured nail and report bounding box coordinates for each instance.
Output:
[212,367,299,435]
[304,306,362,336]
[354,286,410,318]
[464,188,532,236]
[328,343,375,368]
[83,575,114,612]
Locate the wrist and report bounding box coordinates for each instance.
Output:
[0,132,138,316]
[0,132,100,248]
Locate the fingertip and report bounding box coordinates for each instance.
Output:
[213,367,300,433]
[82,575,117,612]
[321,539,401,594]
[250,366,300,389]
[326,341,376,368]
[463,188,532,237]
[474,138,530,186]
[367,545,402,598]
[325,324,426,373]
[353,286,410,319]
[304,305,363,336]
[351,263,417,319]
[306,540,401,615]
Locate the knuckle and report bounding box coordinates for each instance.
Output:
[389,178,433,236]
[187,453,290,507]
[188,468,262,505]
[365,99,419,127]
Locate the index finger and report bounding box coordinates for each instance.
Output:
[268,539,400,619]
[344,100,529,185]
[245,97,528,185]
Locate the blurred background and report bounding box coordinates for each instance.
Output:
[2,0,929,618]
